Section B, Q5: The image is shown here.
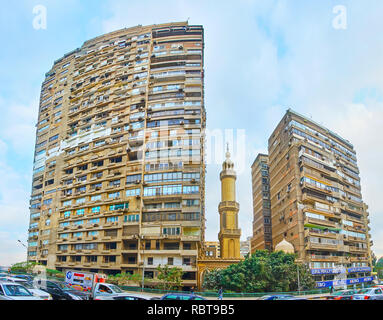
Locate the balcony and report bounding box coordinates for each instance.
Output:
[304,217,339,229]
[307,254,339,262]
[305,242,338,251]
[218,201,240,212]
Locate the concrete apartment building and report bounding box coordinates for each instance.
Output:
[251,154,273,252]
[28,22,206,289]
[265,109,373,287]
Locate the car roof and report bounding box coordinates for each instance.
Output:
[0,282,26,286]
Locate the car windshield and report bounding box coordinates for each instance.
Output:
[357,289,370,294]
[109,284,124,293]
[55,282,76,291]
[3,284,32,296]
[21,282,35,290]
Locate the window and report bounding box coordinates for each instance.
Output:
[126,174,141,184]
[147,257,153,265]
[124,215,139,222]
[183,186,199,194]
[108,192,120,199]
[76,198,86,204]
[126,189,140,197]
[91,195,102,201]
[163,227,180,236]
[91,206,101,213]
[110,203,129,211]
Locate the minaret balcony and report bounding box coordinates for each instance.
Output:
[218,201,240,212]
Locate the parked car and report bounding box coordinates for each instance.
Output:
[160,293,206,300]
[327,290,357,300]
[94,293,150,300]
[259,294,298,300]
[0,282,42,300]
[12,274,34,282]
[35,280,91,300]
[352,287,383,300]
[0,277,51,300]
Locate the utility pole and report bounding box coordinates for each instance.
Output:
[297,264,301,294]
[141,235,145,292]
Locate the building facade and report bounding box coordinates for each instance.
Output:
[251,153,273,252]
[28,22,206,289]
[267,109,373,288]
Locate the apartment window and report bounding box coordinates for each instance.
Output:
[147,257,153,265]
[91,206,101,214]
[124,215,139,222]
[108,192,120,199]
[167,257,174,265]
[63,200,72,207]
[109,179,121,187]
[110,203,129,211]
[126,174,141,185]
[183,186,199,194]
[110,156,122,164]
[76,198,86,204]
[75,209,85,216]
[91,195,102,201]
[163,228,180,236]
[126,189,140,197]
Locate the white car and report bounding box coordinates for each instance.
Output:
[0,282,43,300]
[352,287,383,300]
[0,277,52,300]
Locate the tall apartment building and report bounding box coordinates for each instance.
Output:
[251,154,273,252]
[28,22,206,289]
[267,109,373,288]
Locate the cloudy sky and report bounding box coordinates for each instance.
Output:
[0,0,382,265]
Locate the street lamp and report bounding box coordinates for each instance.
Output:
[17,240,27,249]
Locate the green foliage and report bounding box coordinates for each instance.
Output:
[10,261,39,274]
[156,265,184,291]
[376,257,383,268]
[202,250,316,293]
[107,272,142,286]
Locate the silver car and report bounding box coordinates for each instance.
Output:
[0,282,43,300]
[94,293,150,300]
[0,276,52,300]
[352,287,383,300]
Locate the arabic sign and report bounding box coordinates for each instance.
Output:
[316,276,373,288]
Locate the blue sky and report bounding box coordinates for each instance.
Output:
[0,0,383,265]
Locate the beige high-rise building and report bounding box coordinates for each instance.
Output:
[266,109,373,288]
[251,153,273,252]
[27,22,206,289]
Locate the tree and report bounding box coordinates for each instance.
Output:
[156,265,184,291]
[202,250,315,293]
[10,261,39,274]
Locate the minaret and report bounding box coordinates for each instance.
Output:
[218,144,241,259]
